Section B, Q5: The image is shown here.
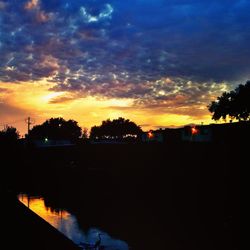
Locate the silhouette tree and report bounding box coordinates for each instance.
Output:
[28,117,82,141]
[81,127,89,139]
[90,117,142,140]
[208,81,250,121]
[0,126,19,144]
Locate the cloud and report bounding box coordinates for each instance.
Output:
[48,94,77,104]
[0,0,249,112]
[35,11,52,23]
[0,1,6,10]
[95,77,230,117]
[24,0,39,10]
[80,3,113,23]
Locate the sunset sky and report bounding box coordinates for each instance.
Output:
[1,0,249,135]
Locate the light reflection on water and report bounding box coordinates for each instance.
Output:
[18,194,129,250]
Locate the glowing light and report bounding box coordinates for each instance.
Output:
[191,127,198,135]
[147,130,154,139]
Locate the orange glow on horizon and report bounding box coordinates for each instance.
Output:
[0,79,216,136]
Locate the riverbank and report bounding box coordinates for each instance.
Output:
[1,191,80,250]
[1,142,241,250]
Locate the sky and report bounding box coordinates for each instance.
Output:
[1,0,250,135]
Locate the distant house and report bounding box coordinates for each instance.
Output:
[162,128,182,143]
[210,121,250,144]
[141,121,250,144]
[181,121,250,143]
[142,130,164,143]
[181,125,212,142]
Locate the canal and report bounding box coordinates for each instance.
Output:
[18,193,129,250]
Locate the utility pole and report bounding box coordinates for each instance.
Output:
[25,117,35,135]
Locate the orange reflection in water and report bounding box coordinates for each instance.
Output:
[18,194,70,229]
[18,194,129,250]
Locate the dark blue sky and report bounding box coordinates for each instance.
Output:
[0,0,250,110]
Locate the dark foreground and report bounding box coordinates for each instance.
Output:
[1,142,241,250]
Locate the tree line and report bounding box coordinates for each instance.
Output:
[0,117,143,143]
[1,81,249,143]
[26,117,142,142]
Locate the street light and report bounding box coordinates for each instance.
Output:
[191,127,198,135]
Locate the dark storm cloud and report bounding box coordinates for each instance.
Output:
[1,0,250,106]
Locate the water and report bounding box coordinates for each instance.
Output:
[18,194,129,250]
